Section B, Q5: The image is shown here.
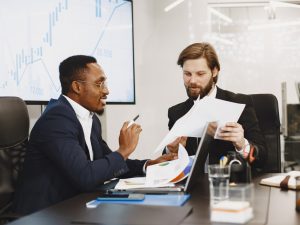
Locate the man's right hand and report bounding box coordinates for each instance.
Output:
[166,136,187,153]
[117,121,142,159]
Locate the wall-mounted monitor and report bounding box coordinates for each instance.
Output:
[0,0,135,104]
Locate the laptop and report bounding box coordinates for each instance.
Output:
[106,122,216,194]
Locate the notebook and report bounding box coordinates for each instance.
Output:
[108,122,215,194]
[260,171,300,190]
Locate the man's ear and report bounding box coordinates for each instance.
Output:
[71,81,81,95]
[212,67,218,78]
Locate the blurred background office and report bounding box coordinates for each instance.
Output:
[105,0,300,163]
[3,0,300,165]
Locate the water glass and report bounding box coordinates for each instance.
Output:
[208,164,230,205]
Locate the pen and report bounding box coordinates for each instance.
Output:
[127,114,139,127]
[219,156,228,167]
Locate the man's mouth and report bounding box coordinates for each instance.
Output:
[189,87,200,92]
[100,96,107,105]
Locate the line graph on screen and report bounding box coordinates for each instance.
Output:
[0,0,134,103]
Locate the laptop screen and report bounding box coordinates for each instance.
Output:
[184,122,217,193]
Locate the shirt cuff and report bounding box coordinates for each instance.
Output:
[165,146,171,154]
[143,160,148,174]
[235,138,250,158]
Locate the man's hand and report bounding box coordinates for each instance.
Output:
[117,121,142,159]
[218,122,245,150]
[166,136,187,153]
[145,153,178,168]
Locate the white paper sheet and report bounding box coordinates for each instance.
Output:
[154,97,245,153]
[114,177,175,190]
[114,144,189,189]
[145,144,190,186]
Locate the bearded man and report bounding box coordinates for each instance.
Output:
[166,42,267,172]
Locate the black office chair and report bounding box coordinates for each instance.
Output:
[249,94,281,173]
[0,97,29,224]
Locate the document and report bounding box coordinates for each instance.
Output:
[146,144,190,186]
[154,97,245,153]
[115,145,192,190]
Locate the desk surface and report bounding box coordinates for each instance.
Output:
[8,174,300,225]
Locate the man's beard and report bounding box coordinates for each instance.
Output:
[186,76,214,100]
[96,108,105,116]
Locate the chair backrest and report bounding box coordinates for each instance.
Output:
[249,94,281,173]
[0,97,29,214]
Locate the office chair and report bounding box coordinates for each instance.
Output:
[249,94,281,173]
[0,97,29,223]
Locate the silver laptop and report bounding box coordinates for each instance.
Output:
[107,122,216,194]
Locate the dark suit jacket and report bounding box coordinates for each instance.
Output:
[168,87,267,169]
[13,96,145,215]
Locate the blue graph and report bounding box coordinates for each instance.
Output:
[0,0,134,103]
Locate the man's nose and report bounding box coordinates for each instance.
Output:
[102,86,109,95]
[189,73,198,83]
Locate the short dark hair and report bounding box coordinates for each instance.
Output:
[59,55,97,95]
[177,43,220,83]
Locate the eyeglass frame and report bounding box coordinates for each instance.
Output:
[75,80,108,89]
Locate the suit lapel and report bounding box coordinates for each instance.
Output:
[59,95,93,160]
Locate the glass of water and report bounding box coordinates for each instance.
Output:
[208,164,230,205]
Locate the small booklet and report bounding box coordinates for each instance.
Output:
[260,171,300,190]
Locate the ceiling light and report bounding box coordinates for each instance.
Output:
[164,0,185,12]
[209,7,233,23]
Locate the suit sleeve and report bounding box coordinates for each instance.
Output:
[92,117,146,178]
[31,110,130,192]
[98,138,146,178]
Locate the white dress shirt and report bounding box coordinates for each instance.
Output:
[64,95,94,161]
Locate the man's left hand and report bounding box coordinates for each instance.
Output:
[218,122,245,150]
[145,153,178,168]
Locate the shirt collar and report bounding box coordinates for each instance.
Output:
[209,84,217,98]
[63,95,94,120]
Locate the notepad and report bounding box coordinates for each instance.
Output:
[86,194,190,208]
[260,171,300,190]
[211,200,253,224]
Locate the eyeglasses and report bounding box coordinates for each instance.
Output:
[76,80,107,89]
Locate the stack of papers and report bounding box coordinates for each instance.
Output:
[260,171,300,190]
[115,145,193,190]
[154,97,245,153]
[211,200,253,224]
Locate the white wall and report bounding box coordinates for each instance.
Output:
[27,0,300,160]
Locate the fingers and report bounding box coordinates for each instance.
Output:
[123,121,142,133]
[118,122,143,159]
[218,122,245,149]
[220,122,242,132]
[163,152,178,161]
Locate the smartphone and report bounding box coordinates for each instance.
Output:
[96,193,145,201]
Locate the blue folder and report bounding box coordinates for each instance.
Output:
[88,194,190,207]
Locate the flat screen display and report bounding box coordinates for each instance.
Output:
[0,0,135,104]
